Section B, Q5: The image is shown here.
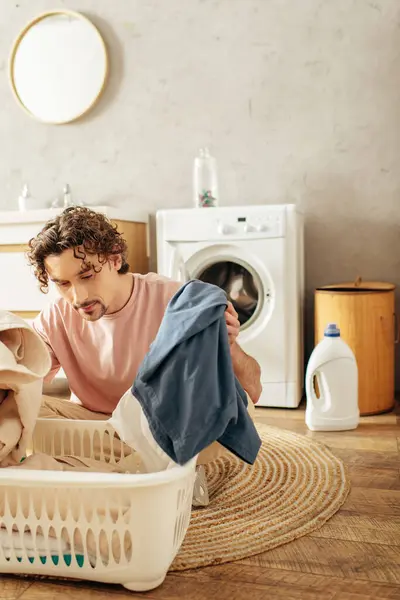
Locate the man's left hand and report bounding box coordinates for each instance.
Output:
[225,301,240,346]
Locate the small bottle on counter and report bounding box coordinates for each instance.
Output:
[17,184,37,211]
[63,183,73,207]
[62,184,84,207]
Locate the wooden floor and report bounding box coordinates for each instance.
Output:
[2,402,399,600]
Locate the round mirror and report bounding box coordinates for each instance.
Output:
[9,10,108,124]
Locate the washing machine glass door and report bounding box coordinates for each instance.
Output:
[197,261,260,328]
[174,238,287,384]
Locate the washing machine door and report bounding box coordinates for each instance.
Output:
[168,239,287,384]
[199,260,259,326]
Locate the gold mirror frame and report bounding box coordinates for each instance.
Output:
[9,9,109,124]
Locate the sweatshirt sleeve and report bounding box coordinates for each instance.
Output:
[32,312,61,383]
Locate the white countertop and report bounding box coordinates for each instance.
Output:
[0,205,149,225]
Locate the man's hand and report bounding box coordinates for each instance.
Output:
[225,301,240,346]
[225,301,262,404]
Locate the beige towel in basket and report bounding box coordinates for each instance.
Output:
[0,311,51,467]
[15,452,142,473]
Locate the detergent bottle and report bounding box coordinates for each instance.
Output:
[193,147,219,208]
[305,323,359,431]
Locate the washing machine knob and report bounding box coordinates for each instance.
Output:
[218,223,231,235]
[256,223,267,232]
[243,223,254,233]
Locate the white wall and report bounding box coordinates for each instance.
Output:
[2,0,400,370]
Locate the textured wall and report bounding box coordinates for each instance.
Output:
[1,0,400,372]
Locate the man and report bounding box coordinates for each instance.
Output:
[28,207,262,426]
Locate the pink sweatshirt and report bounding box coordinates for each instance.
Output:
[33,273,181,414]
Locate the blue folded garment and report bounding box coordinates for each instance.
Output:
[132,280,261,465]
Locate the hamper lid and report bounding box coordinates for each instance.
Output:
[316,277,395,293]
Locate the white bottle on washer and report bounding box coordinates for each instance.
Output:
[305,323,359,431]
[193,148,219,208]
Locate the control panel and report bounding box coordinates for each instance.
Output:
[159,205,290,242]
[215,213,285,238]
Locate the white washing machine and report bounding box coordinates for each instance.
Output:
[156,204,304,408]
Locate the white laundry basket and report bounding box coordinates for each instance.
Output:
[0,419,197,592]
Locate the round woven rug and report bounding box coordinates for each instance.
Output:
[171,422,350,571]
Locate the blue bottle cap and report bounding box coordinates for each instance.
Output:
[324,323,340,337]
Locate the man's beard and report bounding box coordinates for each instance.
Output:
[73,300,107,321]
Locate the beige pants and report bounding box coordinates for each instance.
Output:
[39,394,256,466]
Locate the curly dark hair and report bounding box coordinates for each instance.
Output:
[27,207,129,293]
